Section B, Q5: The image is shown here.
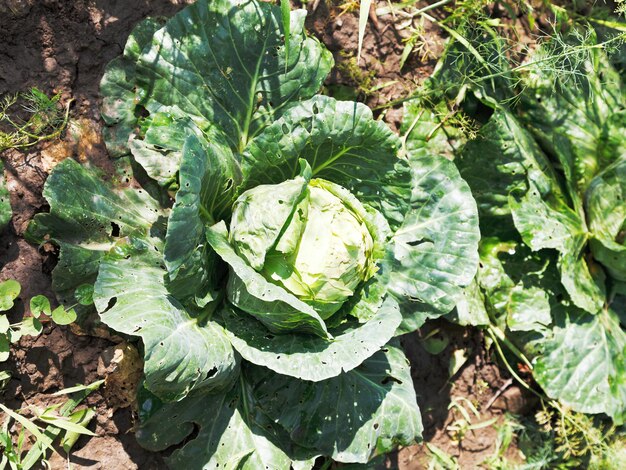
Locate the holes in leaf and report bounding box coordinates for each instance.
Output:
[312,103,320,115]
[110,222,121,237]
[265,334,275,340]
[381,376,402,385]
[224,179,233,191]
[206,367,217,379]
[185,423,200,443]
[373,423,379,430]
[281,123,289,134]
[134,105,150,119]
[102,296,117,313]
[406,238,430,248]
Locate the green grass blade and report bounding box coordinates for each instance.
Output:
[21,380,103,469]
[358,0,372,64]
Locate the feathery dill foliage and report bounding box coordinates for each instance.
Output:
[0,88,70,152]
[533,405,626,469]
[480,409,626,469]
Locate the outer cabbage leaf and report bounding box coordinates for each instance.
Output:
[101,0,332,165]
[473,238,626,422]
[586,158,626,281]
[446,279,490,327]
[388,153,480,326]
[221,295,401,381]
[206,221,328,338]
[460,110,605,314]
[164,131,241,302]
[128,114,206,186]
[458,109,553,228]
[401,99,465,161]
[251,343,422,463]
[136,379,316,469]
[94,250,238,401]
[530,308,626,424]
[472,237,561,334]
[100,18,162,157]
[25,159,164,320]
[242,96,411,230]
[519,31,626,203]
[0,161,10,231]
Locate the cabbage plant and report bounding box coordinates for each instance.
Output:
[26,0,480,466]
[412,27,626,424]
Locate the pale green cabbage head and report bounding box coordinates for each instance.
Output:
[230,177,377,318]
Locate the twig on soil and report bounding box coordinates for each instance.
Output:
[485,377,513,410]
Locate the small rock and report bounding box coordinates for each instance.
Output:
[43,57,58,72]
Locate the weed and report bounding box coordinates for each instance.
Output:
[335,51,378,97]
[447,396,498,445]
[0,381,103,470]
[0,88,71,153]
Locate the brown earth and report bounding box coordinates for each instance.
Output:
[0,1,536,468]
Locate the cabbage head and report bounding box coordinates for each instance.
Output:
[230,172,381,319]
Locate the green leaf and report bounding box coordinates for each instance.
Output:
[0,335,9,362]
[94,251,239,401]
[252,343,422,463]
[0,160,11,232]
[446,279,489,327]
[0,280,20,311]
[74,284,94,306]
[0,404,48,445]
[164,132,240,301]
[221,295,401,381]
[128,114,207,186]
[530,308,626,424]
[100,18,162,157]
[460,110,605,314]
[19,317,43,337]
[206,221,328,338]
[38,414,97,437]
[387,154,480,319]
[51,306,77,326]
[29,295,51,318]
[505,285,551,332]
[586,158,626,281]
[458,109,549,231]
[280,0,290,66]
[243,96,411,230]
[475,237,564,325]
[60,407,96,453]
[25,158,164,322]
[519,32,625,203]
[102,0,332,160]
[401,100,465,161]
[509,177,605,314]
[136,379,314,470]
[0,315,9,334]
